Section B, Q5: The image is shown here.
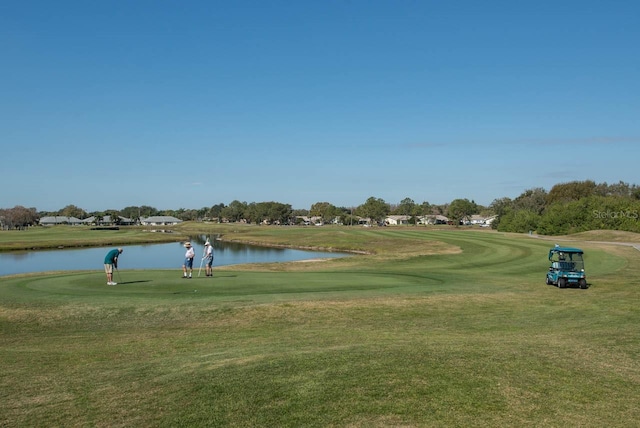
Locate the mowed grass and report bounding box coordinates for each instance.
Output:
[0,226,188,251]
[1,228,640,427]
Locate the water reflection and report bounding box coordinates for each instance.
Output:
[0,238,347,277]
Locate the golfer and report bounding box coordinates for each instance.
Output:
[104,248,123,285]
[203,240,214,277]
[182,242,195,279]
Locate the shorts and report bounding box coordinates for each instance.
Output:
[184,258,194,269]
[205,255,213,267]
[104,264,114,274]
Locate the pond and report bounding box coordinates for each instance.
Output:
[0,236,348,277]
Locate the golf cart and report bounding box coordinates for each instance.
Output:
[546,246,588,289]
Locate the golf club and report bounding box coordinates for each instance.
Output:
[198,258,204,277]
[115,267,122,283]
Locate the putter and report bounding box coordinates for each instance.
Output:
[115,267,122,283]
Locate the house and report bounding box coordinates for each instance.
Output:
[483,215,498,227]
[385,215,411,226]
[81,215,133,226]
[39,216,83,226]
[296,216,323,226]
[140,216,183,226]
[462,215,498,227]
[117,216,135,225]
[469,215,486,225]
[329,216,342,225]
[418,215,449,225]
[357,217,372,226]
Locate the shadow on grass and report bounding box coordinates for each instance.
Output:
[116,280,152,285]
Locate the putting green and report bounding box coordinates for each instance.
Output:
[2,269,445,303]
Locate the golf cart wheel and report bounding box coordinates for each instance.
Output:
[557,278,567,289]
[545,276,552,285]
[579,279,588,289]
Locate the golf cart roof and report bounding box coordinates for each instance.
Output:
[550,246,583,253]
[549,246,584,260]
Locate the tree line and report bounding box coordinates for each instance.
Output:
[2,180,639,235]
[491,180,640,234]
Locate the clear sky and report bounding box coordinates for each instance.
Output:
[2,1,638,212]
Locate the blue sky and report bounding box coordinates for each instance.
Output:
[2,1,638,212]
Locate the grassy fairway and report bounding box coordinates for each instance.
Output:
[0,226,188,251]
[1,229,639,427]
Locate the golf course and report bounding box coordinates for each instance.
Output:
[1,225,639,427]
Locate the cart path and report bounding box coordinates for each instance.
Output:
[527,233,640,251]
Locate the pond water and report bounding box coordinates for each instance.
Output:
[0,237,348,277]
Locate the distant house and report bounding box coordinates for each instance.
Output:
[296,215,324,226]
[329,216,342,225]
[385,215,411,226]
[419,215,449,225]
[101,215,116,226]
[462,215,498,227]
[44,216,80,225]
[357,217,372,226]
[140,216,182,226]
[39,216,83,226]
[118,216,135,225]
[81,216,96,225]
[483,215,498,227]
[469,215,486,225]
[81,215,133,226]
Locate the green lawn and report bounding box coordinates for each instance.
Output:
[0,225,188,251]
[1,228,639,427]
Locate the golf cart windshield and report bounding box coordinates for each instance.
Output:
[548,248,585,272]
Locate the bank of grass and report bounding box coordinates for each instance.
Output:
[0,225,190,252]
[1,228,640,426]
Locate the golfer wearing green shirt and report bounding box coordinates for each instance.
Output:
[104,248,123,285]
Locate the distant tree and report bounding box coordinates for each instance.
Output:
[221,200,248,222]
[208,203,226,221]
[310,202,339,223]
[514,188,547,214]
[447,198,477,225]
[393,198,416,216]
[1,206,38,229]
[120,206,142,221]
[594,181,640,199]
[139,205,159,217]
[292,208,309,217]
[547,180,597,204]
[432,204,447,215]
[537,195,640,235]
[417,201,431,216]
[356,197,390,224]
[196,207,209,220]
[271,202,293,224]
[497,209,540,233]
[244,202,261,223]
[242,202,291,224]
[490,197,513,217]
[59,204,87,219]
[176,209,198,221]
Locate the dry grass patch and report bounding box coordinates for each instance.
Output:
[216,238,460,272]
